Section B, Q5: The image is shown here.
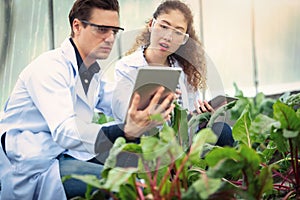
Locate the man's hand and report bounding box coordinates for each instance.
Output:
[124,86,175,140]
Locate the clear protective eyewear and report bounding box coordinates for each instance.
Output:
[152,18,189,45]
[80,20,124,37]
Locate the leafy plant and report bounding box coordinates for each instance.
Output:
[66,88,300,200]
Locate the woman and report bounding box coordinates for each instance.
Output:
[112,0,234,147]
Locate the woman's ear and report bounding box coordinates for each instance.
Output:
[148,19,154,32]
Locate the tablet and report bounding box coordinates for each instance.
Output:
[131,66,182,110]
[208,95,238,110]
[190,95,238,115]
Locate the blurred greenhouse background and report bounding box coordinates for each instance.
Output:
[0,0,300,109]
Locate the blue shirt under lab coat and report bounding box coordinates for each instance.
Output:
[0,38,116,200]
[112,48,201,123]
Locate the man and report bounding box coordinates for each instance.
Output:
[0,0,175,199]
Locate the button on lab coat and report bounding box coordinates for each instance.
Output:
[0,38,115,200]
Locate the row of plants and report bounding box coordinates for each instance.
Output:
[65,85,300,200]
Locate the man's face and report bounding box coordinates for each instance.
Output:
[72,8,122,65]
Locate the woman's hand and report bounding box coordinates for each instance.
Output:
[124,86,175,140]
[194,99,214,114]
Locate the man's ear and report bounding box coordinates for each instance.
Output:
[72,18,81,35]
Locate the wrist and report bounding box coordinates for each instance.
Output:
[124,125,137,140]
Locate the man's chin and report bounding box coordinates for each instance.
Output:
[94,53,110,60]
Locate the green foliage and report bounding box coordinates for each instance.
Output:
[68,87,300,200]
[92,112,114,124]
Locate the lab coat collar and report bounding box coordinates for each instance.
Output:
[121,48,148,68]
[60,38,98,109]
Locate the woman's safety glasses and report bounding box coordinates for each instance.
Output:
[152,18,189,45]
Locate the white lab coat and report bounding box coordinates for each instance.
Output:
[112,48,201,122]
[0,38,115,200]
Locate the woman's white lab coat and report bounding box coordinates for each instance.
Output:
[0,38,115,200]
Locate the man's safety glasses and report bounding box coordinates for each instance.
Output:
[152,18,189,45]
[80,20,124,37]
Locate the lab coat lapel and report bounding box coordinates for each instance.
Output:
[87,72,100,108]
[61,38,91,109]
[75,78,90,107]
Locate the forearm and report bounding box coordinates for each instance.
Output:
[94,123,140,154]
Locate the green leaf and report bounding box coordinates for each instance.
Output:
[102,137,127,177]
[149,113,164,121]
[250,114,279,136]
[188,112,211,137]
[205,147,240,167]
[270,129,289,153]
[159,124,175,142]
[189,128,217,163]
[239,145,261,172]
[140,136,169,161]
[273,101,300,130]
[93,113,114,124]
[206,158,244,179]
[261,141,277,163]
[254,166,274,199]
[122,143,142,153]
[230,97,250,120]
[232,110,252,147]
[207,100,236,128]
[172,103,189,150]
[183,176,222,200]
[101,167,137,192]
[119,184,137,200]
[283,129,299,138]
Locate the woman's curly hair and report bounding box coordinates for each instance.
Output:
[127,0,207,91]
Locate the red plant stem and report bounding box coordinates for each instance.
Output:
[273,184,291,191]
[283,190,295,200]
[288,139,300,191]
[135,181,148,188]
[144,161,159,199]
[134,178,145,200]
[242,169,249,188]
[153,157,161,185]
[261,163,294,184]
[228,180,243,186]
[158,151,175,192]
[169,150,191,198]
[182,168,188,190]
[288,139,296,178]
[294,145,300,193]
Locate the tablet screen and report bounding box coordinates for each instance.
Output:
[132,66,182,110]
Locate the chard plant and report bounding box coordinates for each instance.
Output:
[66,88,300,200]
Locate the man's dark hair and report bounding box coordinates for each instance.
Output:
[68,0,120,36]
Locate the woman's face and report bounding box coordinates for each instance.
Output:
[148,9,188,58]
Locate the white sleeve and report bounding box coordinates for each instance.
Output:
[112,61,137,122]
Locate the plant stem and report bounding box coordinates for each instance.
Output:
[283,190,296,200]
[170,150,191,198]
[242,169,249,189]
[273,184,291,191]
[294,145,300,195]
[144,160,159,199]
[288,139,300,193]
[153,157,161,185]
[134,174,145,200]
[158,151,175,192]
